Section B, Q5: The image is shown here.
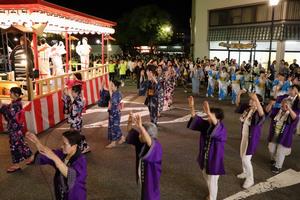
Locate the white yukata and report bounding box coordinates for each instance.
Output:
[38,43,50,78]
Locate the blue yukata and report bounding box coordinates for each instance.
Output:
[144,80,159,125]
[63,94,88,152]
[0,98,32,163]
[217,72,229,100]
[108,90,123,141]
[254,77,266,102]
[207,70,216,97]
[35,148,87,200]
[126,129,162,200]
[272,80,290,99]
[231,73,244,104]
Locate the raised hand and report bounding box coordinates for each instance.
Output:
[202,101,210,115]
[26,132,40,144]
[133,114,143,128]
[188,96,194,108]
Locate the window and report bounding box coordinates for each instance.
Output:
[242,7,255,23]
[285,41,300,51]
[255,41,277,51]
[286,0,300,20]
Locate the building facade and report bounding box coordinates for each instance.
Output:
[192,0,300,67]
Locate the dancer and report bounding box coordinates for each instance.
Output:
[254,71,267,103]
[144,65,159,125]
[231,69,244,105]
[206,65,216,97]
[76,37,91,69]
[157,65,165,117]
[266,85,300,174]
[0,87,34,173]
[106,80,125,148]
[235,91,265,189]
[217,67,229,101]
[63,85,90,154]
[26,130,87,200]
[187,97,226,200]
[38,38,51,78]
[126,113,162,200]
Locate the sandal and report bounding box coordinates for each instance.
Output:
[6,166,21,173]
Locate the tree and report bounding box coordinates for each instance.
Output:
[116,5,173,53]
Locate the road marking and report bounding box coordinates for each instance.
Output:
[83,110,150,128]
[83,107,148,115]
[224,169,300,200]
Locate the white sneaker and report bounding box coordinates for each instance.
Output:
[242,178,254,189]
[237,172,247,179]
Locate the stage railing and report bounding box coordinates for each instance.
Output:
[29,63,108,100]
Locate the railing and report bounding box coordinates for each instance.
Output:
[0,63,108,101]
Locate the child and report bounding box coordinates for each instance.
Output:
[126,114,162,200]
[64,85,90,154]
[26,130,87,200]
[98,79,110,107]
[187,97,226,200]
[235,91,265,189]
[106,80,125,148]
[0,87,34,173]
[265,85,300,174]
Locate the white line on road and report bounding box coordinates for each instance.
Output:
[83,107,148,115]
[224,169,300,200]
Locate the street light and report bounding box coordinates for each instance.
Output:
[269,0,279,6]
[267,0,280,70]
[162,25,172,33]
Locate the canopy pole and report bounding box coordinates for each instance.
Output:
[32,32,39,72]
[101,33,104,65]
[32,32,39,97]
[65,31,69,73]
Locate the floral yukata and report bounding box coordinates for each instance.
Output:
[0,98,32,163]
[108,90,123,141]
[62,94,88,152]
[157,75,165,114]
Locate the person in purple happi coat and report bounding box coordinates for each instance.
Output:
[265,85,300,174]
[0,87,34,173]
[26,130,87,200]
[126,113,162,200]
[187,96,227,200]
[235,90,265,189]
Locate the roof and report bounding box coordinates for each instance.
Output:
[0,0,116,34]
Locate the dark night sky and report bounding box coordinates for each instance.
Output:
[46,0,192,33]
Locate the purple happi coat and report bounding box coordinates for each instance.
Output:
[35,149,87,200]
[268,97,300,148]
[187,115,227,175]
[236,103,265,155]
[127,129,162,200]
